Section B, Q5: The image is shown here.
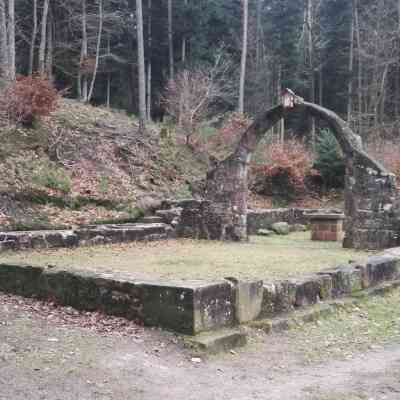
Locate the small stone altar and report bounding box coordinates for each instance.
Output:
[308,213,345,242]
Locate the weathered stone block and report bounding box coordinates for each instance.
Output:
[292,276,322,307]
[318,265,362,296]
[186,329,247,354]
[271,222,290,235]
[0,263,44,296]
[192,281,235,334]
[363,255,400,287]
[226,278,263,323]
[257,229,274,236]
[261,280,297,316]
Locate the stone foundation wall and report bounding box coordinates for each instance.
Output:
[1,250,399,335]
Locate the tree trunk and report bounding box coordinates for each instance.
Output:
[87,0,103,103]
[146,0,152,121]
[353,0,362,132]
[78,0,88,101]
[255,0,262,70]
[106,35,111,108]
[45,16,53,80]
[306,0,315,148]
[347,4,354,123]
[38,0,50,75]
[168,0,174,80]
[319,66,323,106]
[238,0,248,114]
[181,0,188,64]
[7,0,15,80]
[136,0,147,132]
[28,0,38,75]
[277,63,284,143]
[0,0,9,79]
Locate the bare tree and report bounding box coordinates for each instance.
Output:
[87,0,104,102]
[163,54,233,146]
[168,0,174,79]
[0,0,9,79]
[28,0,38,75]
[238,0,248,114]
[136,0,147,131]
[38,0,50,75]
[147,0,152,120]
[7,0,15,80]
[46,15,53,79]
[78,0,88,101]
[181,0,188,64]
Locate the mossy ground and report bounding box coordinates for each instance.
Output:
[284,289,400,364]
[0,232,371,281]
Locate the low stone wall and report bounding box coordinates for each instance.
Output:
[260,253,400,317]
[0,223,171,252]
[158,200,341,237]
[0,264,234,335]
[1,250,399,335]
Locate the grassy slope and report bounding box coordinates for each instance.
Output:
[0,100,207,230]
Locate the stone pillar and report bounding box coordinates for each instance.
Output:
[343,154,399,250]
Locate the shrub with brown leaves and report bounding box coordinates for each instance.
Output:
[206,112,252,159]
[252,139,318,199]
[3,74,59,126]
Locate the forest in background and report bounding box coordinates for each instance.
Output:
[0,0,400,231]
[0,0,399,140]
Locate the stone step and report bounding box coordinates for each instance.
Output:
[248,279,400,335]
[76,222,170,244]
[186,329,247,354]
[140,216,164,224]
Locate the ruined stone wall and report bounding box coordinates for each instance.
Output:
[343,154,400,250]
[159,200,340,238]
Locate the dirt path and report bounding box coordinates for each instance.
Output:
[1,293,400,400]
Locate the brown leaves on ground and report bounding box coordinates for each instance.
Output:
[0,292,143,337]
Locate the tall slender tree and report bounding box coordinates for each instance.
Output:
[78,0,88,101]
[136,0,147,131]
[146,0,152,120]
[0,0,9,79]
[8,0,15,80]
[38,0,50,75]
[87,0,104,102]
[28,0,38,75]
[168,0,174,80]
[238,0,248,114]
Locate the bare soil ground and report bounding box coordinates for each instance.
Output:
[1,290,400,400]
[0,233,371,282]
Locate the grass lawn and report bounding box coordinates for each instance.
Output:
[0,233,373,282]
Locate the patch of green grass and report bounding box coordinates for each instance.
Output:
[0,232,370,281]
[286,290,400,363]
[98,176,109,195]
[32,166,72,194]
[13,190,122,211]
[308,393,367,400]
[91,207,144,225]
[7,220,71,232]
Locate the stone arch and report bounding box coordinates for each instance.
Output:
[188,96,399,250]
